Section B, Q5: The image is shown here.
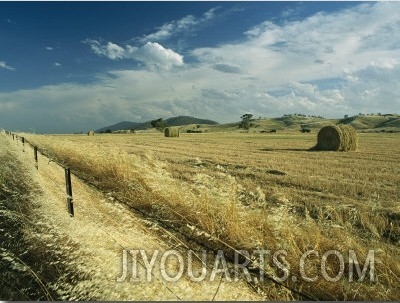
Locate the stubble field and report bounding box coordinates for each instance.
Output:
[22,130,400,300]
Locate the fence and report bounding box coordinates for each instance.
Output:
[5,131,75,217]
[2,130,189,299]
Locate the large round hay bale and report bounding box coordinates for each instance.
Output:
[164,127,180,137]
[87,130,95,136]
[315,125,358,151]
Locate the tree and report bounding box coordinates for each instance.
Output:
[239,114,254,132]
[151,118,168,131]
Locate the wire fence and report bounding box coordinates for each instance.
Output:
[2,130,227,300]
[5,131,75,217]
[3,130,191,299]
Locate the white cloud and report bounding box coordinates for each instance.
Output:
[46,46,54,51]
[2,2,400,133]
[140,7,218,42]
[86,40,126,60]
[85,39,184,70]
[137,42,184,70]
[189,2,400,113]
[370,57,399,69]
[83,8,218,70]
[242,2,400,73]
[54,62,62,67]
[0,61,15,71]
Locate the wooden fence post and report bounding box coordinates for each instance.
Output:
[65,167,74,217]
[21,137,25,152]
[34,146,38,169]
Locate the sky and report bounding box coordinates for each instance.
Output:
[1,1,400,133]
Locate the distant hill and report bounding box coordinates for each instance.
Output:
[95,114,400,133]
[165,116,218,126]
[96,121,141,133]
[339,114,400,130]
[261,114,400,132]
[96,116,218,133]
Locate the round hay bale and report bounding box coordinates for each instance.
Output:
[315,125,358,151]
[87,130,95,136]
[164,127,180,137]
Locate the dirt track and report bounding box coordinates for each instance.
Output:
[3,133,263,300]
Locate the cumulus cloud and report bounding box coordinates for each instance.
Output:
[82,2,400,121]
[140,7,218,42]
[85,39,184,70]
[85,40,126,60]
[83,7,218,70]
[242,2,400,72]
[0,61,15,71]
[191,2,400,105]
[2,2,400,133]
[138,42,184,70]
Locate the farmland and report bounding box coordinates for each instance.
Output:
[16,129,400,300]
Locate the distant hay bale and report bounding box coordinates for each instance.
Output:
[164,127,180,137]
[314,125,358,151]
[87,130,95,136]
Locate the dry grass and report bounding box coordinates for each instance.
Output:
[0,135,92,300]
[22,131,400,300]
[0,146,51,300]
[3,132,263,300]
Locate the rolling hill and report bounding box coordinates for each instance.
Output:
[165,116,218,126]
[96,114,400,133]
[96,116,218,133]
[96,121,141,133]
[340,114,400,130]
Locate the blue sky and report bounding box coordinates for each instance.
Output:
[1,1,400,133]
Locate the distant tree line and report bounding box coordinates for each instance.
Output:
[282,113,325,119]
[151,118,169,131]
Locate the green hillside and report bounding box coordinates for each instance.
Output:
[340,114,400,131]
[97,114,400,134]
[379,117,400,128]
[197,114,400,133]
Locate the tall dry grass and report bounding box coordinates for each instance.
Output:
[22,132,400,300]
[0,134,116,300]
[0,137,64,299]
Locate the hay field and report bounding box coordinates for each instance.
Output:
[23,131,400,300]
[2,132,261,301]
